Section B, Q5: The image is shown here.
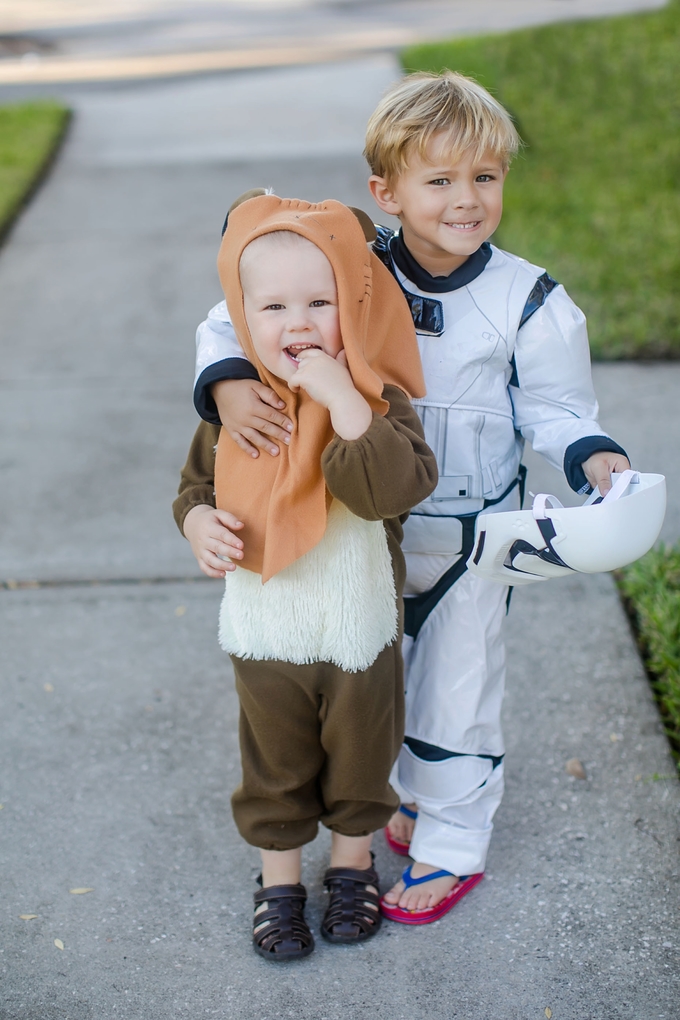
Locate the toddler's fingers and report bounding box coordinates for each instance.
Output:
[294,347,325,362]
[205,549,238,572]
[197,554,233,578]
[211,537,243,560]
[213,509,245,532]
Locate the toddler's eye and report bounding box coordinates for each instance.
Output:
[310,299,330,307]
[429,178,450,186]
[476,174,495,183]
[265,303,284,310]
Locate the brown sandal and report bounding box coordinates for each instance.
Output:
[253,883,314,961]
[321,862,382,943]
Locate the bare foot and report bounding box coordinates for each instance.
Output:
[382,862,460,911]
[386,803,417,845]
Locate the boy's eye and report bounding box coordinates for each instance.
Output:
[428,178,450,186]
[310,299,330,307]
[264,303,285,310]
[476,174,496,182]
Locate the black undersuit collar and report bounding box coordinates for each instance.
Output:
[390,229,492,294]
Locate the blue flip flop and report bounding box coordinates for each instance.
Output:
[380,866,484,925]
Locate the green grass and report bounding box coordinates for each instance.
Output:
[402,1,680,359]
[618,544,680,772]
[0,101,70,242]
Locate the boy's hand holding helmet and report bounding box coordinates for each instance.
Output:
[582,449,631,495]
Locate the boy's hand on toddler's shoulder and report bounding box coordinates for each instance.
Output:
[212,378,293,459]
[582,451,631,495]
[182,505,245,578]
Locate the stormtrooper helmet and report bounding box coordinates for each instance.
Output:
[467,470,666,585]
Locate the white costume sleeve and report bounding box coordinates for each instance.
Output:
[509,285,622,489]
[194,300,247,387]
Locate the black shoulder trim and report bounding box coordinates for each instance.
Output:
[519,272,559,330]
[194,358,261,424]
[372,224,395,271]
[563,435,629,494]
[371,225,445,336]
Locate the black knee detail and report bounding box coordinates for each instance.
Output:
[404,736,503,769]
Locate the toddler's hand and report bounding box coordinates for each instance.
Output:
[183,505,245,578]
[289,348,372,440]
[582,451,631,495]
[213,378,293,459]
[288,347,354,408]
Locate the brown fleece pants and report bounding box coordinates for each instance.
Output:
[230,641,404,851]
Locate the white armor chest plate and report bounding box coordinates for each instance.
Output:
[396,249,542,516]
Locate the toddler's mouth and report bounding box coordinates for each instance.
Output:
[285,343,322,362]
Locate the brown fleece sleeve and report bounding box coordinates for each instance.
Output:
[321,385,438,521]
[172,421,222,535]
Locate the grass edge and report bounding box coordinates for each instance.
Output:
[0,106,72,249]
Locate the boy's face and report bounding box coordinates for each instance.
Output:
[369,135,507,276]
[241,240,342,383]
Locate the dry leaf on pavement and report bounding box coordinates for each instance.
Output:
[19,914,38,920]
[54,939,64,950]
[69,888,94,895]
[565,758,586,780]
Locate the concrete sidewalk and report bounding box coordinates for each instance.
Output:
[1,55,678,1020]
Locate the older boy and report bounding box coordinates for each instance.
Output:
[189,73,629,923]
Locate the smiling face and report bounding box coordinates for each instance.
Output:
[240,233,342,383]
[369,134,507,277]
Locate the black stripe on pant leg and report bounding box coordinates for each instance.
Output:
[404,736,504,770]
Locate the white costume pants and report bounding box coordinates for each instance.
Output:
[396,567,509,877]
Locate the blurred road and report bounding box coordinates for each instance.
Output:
[0,9,678,1019]
[0,0,668,84]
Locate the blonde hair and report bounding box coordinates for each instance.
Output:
[364,71,520,180]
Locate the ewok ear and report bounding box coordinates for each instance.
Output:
[221,188,272,235]
[348,206,377,243]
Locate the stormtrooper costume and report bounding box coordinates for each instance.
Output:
[192,226,627,878]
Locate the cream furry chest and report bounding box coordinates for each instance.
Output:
[218,500,397,673]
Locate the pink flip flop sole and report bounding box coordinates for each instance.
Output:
[383,826,411,857]
[379,872,484,925]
